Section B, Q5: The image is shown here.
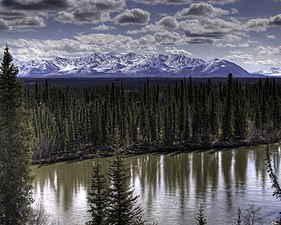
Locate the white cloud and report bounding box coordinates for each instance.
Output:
[245,14,281,32]
[256,46,281,56]
[177,3,229,18]
[267,34,276,39]
[154,30,181,45]
[157,16,178,29]
[165,47,192,56]
[114,8,150,25]
[224,54,253,61]
[91,24,115,31]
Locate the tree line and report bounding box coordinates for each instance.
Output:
[27,75,281,160]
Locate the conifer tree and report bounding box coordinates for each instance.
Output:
[107,155,143,225]
[222,73,234,140]
[0,46,34,224]
[87,161,108,225]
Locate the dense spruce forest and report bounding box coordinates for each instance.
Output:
[26,75,281,162]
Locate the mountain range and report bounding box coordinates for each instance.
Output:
[15,52,269,78]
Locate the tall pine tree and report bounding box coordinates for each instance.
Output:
[0,46,34,224]
[87,161,108,225]
[107,155,143,225]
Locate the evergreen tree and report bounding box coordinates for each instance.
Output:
[87,161,108,225]
[107,155,143,225]
[222,73,234,140]
[0,46,34,224]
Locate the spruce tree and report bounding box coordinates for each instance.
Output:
[222,73,234,140]
[107,155,143,225]
[0,46,34,224]
[87,161,108,225]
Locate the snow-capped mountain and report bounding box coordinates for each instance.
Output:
[16,52,255,78]
[254,67,281,77]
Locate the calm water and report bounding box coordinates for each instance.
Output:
[32,144,281,224]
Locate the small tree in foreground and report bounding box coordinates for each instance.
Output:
[107,154,143,225]
[87,161,108,225]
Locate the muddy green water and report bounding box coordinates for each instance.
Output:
[32,144,281,224]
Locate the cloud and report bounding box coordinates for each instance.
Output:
[114,8,150,25]
[0,18,10,30]
[215,42,236,48]
[256,46,281,56]
[157,16,178,29]
[1,0,72,11]
[245,14,281,32]
[177,3,229,18]
[139,34,155,46]
[179,18,242,40]
[56,11,110,24]
[165,47,192,56]
[91,24,115,31]
[0,0,126,27]
[0,10,47,30]
[267,34,276,39]
[8,34,138,60]
[224,54,253,61]
[127,24,159,34]
[154,30,181,45]
[186,37,214,44]
[56,0,125,24]
[132,0,236,5]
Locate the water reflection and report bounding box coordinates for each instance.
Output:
[32,144,281,225]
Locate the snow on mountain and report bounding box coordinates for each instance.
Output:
[254,67,281,76]
[17,52,256,78]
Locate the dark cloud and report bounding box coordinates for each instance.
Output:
[157,16,178,29]
[269,14,281,26]
[0,18,9,30]
[1,0,72,11]
[0,10,46,29]
[133,0,236,5]
[185,31,226,39]
[56,0,125,24]
[187,37,214,44]
[115,8,150,25]
[57,10,110,24]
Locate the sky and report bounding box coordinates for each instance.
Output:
[0,0,281,72]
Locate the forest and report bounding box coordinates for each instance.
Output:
[27,75,281,162]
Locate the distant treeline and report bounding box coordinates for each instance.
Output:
[26,74,281,160]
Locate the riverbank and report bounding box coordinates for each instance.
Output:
[32,135,280,165]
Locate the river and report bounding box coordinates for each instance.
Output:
[32,144,281,224]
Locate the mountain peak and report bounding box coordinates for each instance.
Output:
[17,52,258,78]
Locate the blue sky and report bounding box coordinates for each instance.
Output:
[0,0,281,72]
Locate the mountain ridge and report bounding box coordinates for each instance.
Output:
[16,52,261,78]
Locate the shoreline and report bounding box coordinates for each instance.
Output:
[32,136,280,165]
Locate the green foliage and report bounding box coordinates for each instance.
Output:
[0,47,34,224]
[107,155,143,225]
[87,161,108,225]
[23,75,281,160]
[222,73,234,140]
